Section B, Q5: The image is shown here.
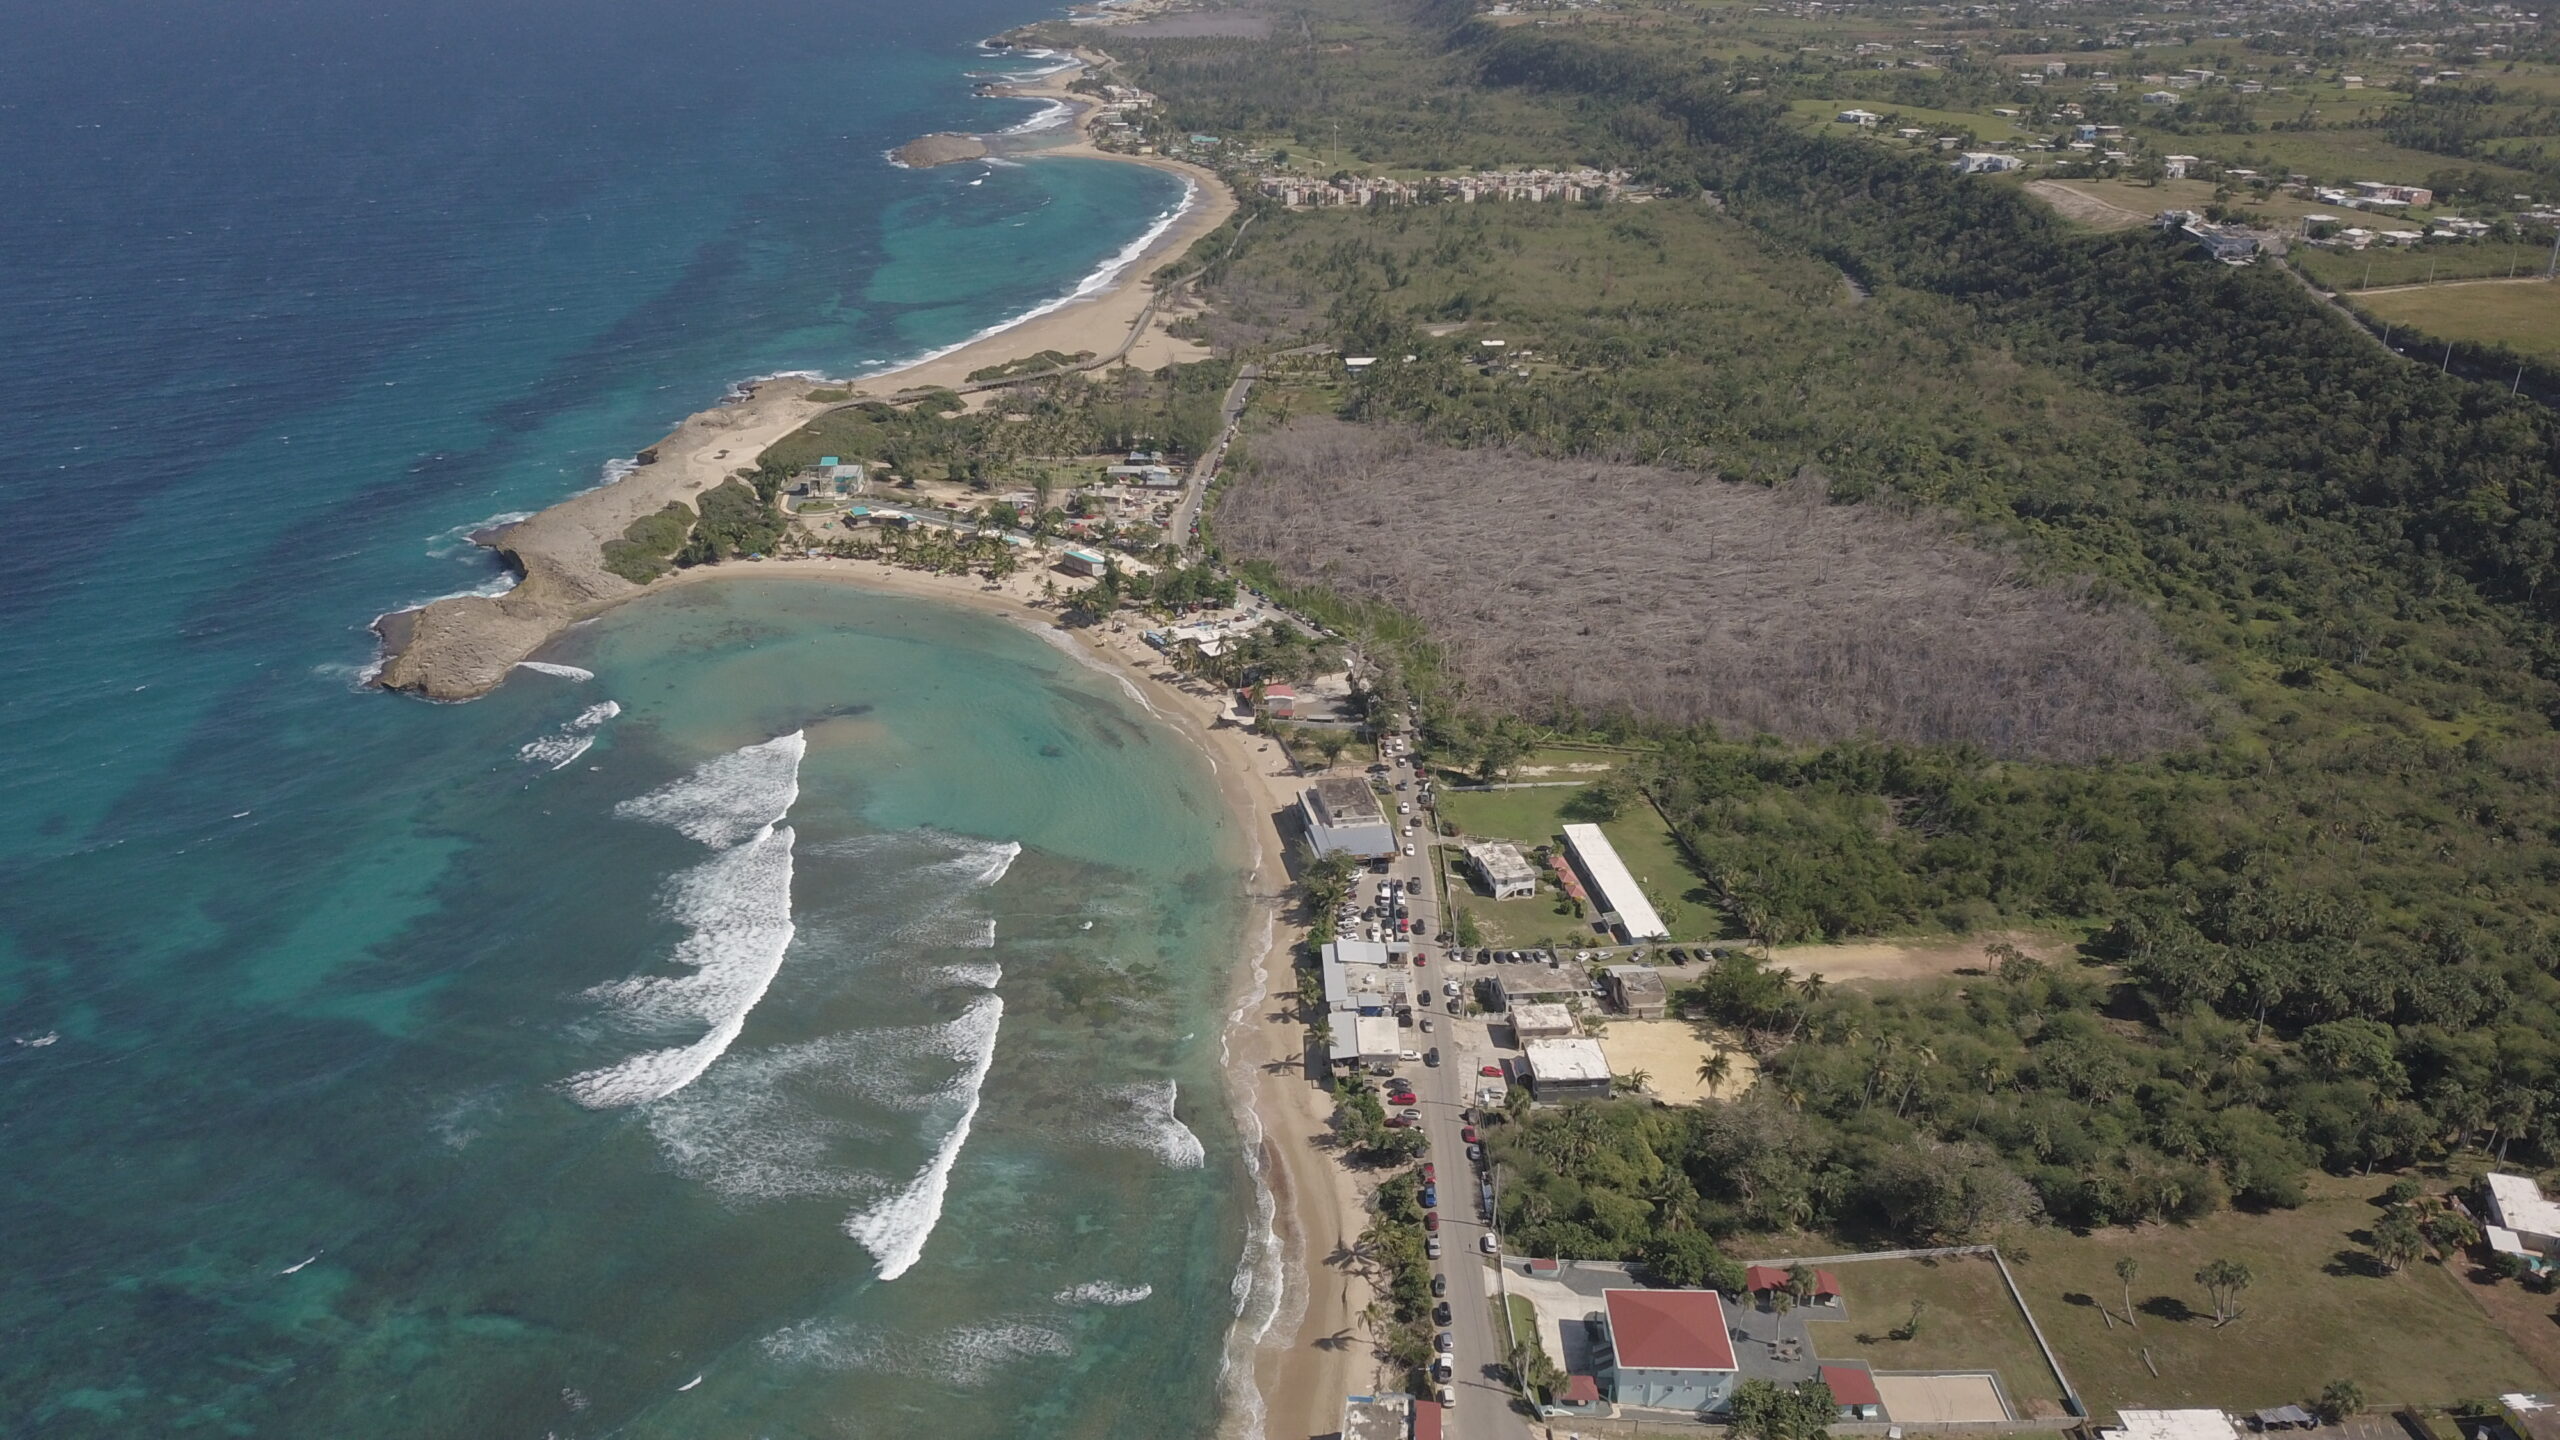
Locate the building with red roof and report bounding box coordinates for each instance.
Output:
[1744,1264,1843,1305]
[1820,1364,1885,1419]
[1599,1288,1740,1413]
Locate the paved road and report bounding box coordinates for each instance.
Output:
[1370,746,1536,1440]
[1175,364,1259,551]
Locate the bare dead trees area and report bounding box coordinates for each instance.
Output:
[1215,419,2204,763]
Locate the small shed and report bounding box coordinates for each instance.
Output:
[1822,1364,1884,1420]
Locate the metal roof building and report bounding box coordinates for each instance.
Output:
[1523,1037,1612,1101]
[1599,1288,1738,1412]
[1561,824,1669,940]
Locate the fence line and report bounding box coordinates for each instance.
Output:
[1748,1245,2086,1419]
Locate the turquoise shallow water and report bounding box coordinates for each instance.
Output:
[0,0,1243,1433]
[7,580,1255,1437]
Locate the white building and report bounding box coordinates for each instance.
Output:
[2486,1173,2560,1252]
[2104,1412,2244,1440]
[1955,151,2021,174]
[1561,823,1669,940]
[1523,1037,1613,1101]
[1510,1002,1578,1040]
[1836,109,1881,126]
[1321,939,1412,1067]
[1300,777,1397,858]
[1465,840,1539,899]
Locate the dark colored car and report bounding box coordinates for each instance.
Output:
[1423,1210,1439,1232]
[1420,1184,1438,1208]
[1434,1301,1453,1326]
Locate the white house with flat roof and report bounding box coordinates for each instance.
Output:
[1523,1037,1613,1100]
[1561,824,1669,940]
[1510,1002,1578,1040]
[2487,1173,2560,1252]
[1464,840,1538,899]
[1321,939,1412,1066]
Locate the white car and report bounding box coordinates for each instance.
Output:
[1442,980,1460,997]
[1400,1048,1423,1062]
[1438,1384,1456,1409]
[1404,844,1416,856]
[1419,1017,1434,1033]
[1480,1233,1500,1255]
[1426,1236,1442,1259]
[1398,801,1412,814]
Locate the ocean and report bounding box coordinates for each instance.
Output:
[0,2,1255,1435]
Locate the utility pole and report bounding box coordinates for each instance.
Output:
[2548,222,2560,280]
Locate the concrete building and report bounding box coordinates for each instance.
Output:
[1059,548,1109,577]
[1497,963,1595,1012]
[1598,1288,1739,1412]
[1510,1002,1579,1040]
[1603,966,1669,1019]
[1523,1037,1613,1101]
[2103,1411,2244,1440]
[1300,777,1397,858]
[1561,824,1670,940]
[1465,840,1539,899]
[1321,939,1413,1067]
[2487,1173,2560,1253]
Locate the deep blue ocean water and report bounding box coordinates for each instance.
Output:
[0,3,1254,1436]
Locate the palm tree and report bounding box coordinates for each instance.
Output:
[1697,1049,1735,1096]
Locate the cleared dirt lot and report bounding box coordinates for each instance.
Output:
[1873,1372,2013,1423]
[1595,1018,1755,1104]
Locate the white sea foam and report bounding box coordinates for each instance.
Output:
[933,961,1004,990]
[562,732,806,1108]
[998,98,1075,135]
[519,700,620,768]
[1217,902,1288,1440]
[515,661,595,682]
[613,731,806,848]
[842,993,1003,1279]
[426,510,534,559]
[1055,1280,1153,1307]
[646,1030,890,1202]
[1092,1078,1206,1169]
[562,821,798,1108]
[762,1314,1070,1384]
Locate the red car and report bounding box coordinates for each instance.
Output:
[1414,953,1427,967]
[1423,1211,1440,1232]
[1461,1126,1479,1144]
[1386,1116,1415,1129]
[1387,1090,1416,1107]
[1478,1064,1504,1078]
[1421,1163,1437,1183]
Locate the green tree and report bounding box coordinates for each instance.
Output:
[1730,1377,1838,1440]
[1698,1049,1735,1095]
[2315,1379,2366,1423]
[2372,1208,2426,1272]
[2195,1258,2253,1326]
[1639,1231,1746,1292]
[2115,1256,2141,1330]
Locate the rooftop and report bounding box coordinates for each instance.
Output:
[1510,1001,1578,1035]
[1820,1364,1882,1408]
[1561,823,1669,939]
[1524,1037,1611,1084]
[1309,776,1388,827]
[2106,1410,2243,1440]
[1464,839,1539,886]
[2489,1173,2560,1236]
[1604,965,1669,1000]
[1603,1287,1738,1372]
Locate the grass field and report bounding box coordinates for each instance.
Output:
[2005,1174,2543,1414]
[1785,97,2038,142]
[2348,280,2560,361]
[1799,1254,2070,1416]
[1438,785,1711,928]
[2297,243,2559,293]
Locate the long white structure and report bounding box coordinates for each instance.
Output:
[1561,823,1669,940]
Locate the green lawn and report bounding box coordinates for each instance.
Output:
[2005,1174,2542,1414]
[2298,244,2559,294]
[1800,1254,2070,1416]
[1784,97,2038,142]
[2349,281,2560,361]
[1439,784,1717,942]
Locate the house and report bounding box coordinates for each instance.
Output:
[1107,463,1180,487]
[1498,963,1596,1012]
[1523,1037,1613,1101]
[1550,1373,1610,1417]
[1836,109,1881,127]
[1597,1288,1740,1412]
[2164,154,2200,179]
[1299,777,1398,858]
[1465,840,1539,899]
[1321,939,1414,1066]
[1059,547,1109,577]
[1510,1002,1579,1040]
[2356,180,2435,206]
[2486,1174,2560,1253]
[2143,90,2183,105]
[1602,966,1669,1019]
[1256,682,1298,719]
[1341,1391,1418,1440]
[1955,152,2021,174]
[1561,824,1670,940]
[1822,1364,1885,1420]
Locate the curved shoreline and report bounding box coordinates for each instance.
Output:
[373,53,1232,702]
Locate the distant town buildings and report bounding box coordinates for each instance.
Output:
[1255,168,1637,208]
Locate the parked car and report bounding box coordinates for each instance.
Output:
[1385,1115,1414,1129]
[1426,1236,1442,1259]
[1420,1017,1435,1033]
[1423,1210,1439,1232]
[1461,1126,1479,1144]
[1480,1233,1500,1254]
[1434,1301,1452,1325]
[1404,844,1416,856]
[1432,1357,1453,1383]
[1421,1163,1436,1183]
[1468,1143,1484,1163]
[1399,1048,1423,1063]
[1424,1045,1440,1063]
[1420,1184,1438,1208]
[1431,1273,1447,1297]
[1441,981,1460,997]
[1435,1331,1453,1353]
[1400,1109,1422,1122]
[1397,801,1411,814]
[1478,1064,1504,1078]
[1438,1384,1456,1409]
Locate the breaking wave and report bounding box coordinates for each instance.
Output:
[1055,1281,1153,1307]
[762,1314,1070,1384]
[1092,1079,1206,1169]
[561,732,805,1108]
[842,993,1003,1279]
[520,700,620,769]
[515,661,595,682]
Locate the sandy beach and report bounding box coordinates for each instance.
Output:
[650,555,1372,1440]
[371,43,1365,1438]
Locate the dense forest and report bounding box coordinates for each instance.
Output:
[1091,0,2560,1239]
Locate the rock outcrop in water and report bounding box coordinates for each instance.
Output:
[894,133,989,168]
